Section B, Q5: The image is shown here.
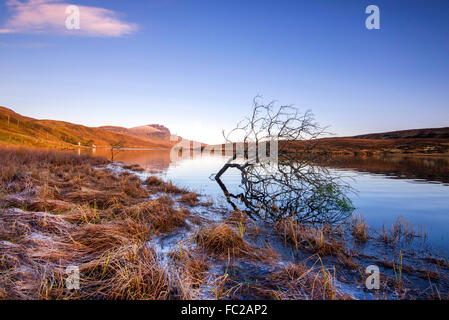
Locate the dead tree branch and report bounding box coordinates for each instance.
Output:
[214,98,354,223]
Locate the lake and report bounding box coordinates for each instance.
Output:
[90,148,449,254]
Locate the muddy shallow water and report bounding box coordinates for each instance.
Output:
[90,149,449,255]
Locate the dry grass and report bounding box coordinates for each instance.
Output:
[276,218,347,257]
[275,218,364,274]
[119,174,149,198]
[65,190,130,210]
[0,147,191,300]
[0,147,107,194]
[179,192,199,206]
[78,244,171,300]
[124,199,191,234]
[144,176,164,187]
[350,214,369,243]
[269,259,351,300]
[379,217,426,245]
[0,206,173,300]
[336,252,360,270]
[195,224,248,256]
[211,256,352,300]
[422,256,449,269]
[123,164,145,172]
[170,249,210,288]
[225,210,248,225]
[194,223,277,261]
[144,176,189,194]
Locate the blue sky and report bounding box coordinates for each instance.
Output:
[0,0,448,143]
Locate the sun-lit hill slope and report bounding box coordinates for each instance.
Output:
[351,127,449,139]
[284,137,449,156]
[99,124,209,149]
[129,124,171,141]
[0,107,172,149]
[99,124,171,143]
[208,133,449,157]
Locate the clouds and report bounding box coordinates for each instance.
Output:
[0,0,137,37]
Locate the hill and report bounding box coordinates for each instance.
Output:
[0,106,175,149]
[310,137,449,156]
[351,127,449,139]
[99,124,171,143]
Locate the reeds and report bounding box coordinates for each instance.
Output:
[379,217,426,245]
[212,257,351,300]
[269,259,350,300]
[276,218,347,257]
[350,214,369,243]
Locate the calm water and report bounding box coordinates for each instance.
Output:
[92,149,449,253]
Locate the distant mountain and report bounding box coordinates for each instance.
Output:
[298,127,449,156]
[130,124,171,140]
[100,124,171,142]
[351,127,449,139]
[0,106,183,149]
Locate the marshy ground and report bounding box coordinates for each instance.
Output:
[0,147,448,300]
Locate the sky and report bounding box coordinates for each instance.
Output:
[0,0,448,144]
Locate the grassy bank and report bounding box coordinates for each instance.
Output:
[0,147,190,299]
[0,147,448,300]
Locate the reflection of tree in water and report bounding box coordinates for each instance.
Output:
[213,99,354,223]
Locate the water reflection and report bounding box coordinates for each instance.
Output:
[91,148,449,186]
[93,148,171,173]
[324,155,449,185]
[84,149,449,252]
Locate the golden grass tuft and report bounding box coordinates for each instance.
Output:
[144,175,164,187]
[119,175,149,198]
[123,164,145,172]
[350,214,369,243]
[144,176,189,194]
[179,192,199,206]
[195,224,248,256]
[65,190,130,210]
[124,199,191,234]
[194,223,276,261]
[170,249,210,288]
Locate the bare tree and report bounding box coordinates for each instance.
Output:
[109,141,125,162]
[213,98,353,223]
